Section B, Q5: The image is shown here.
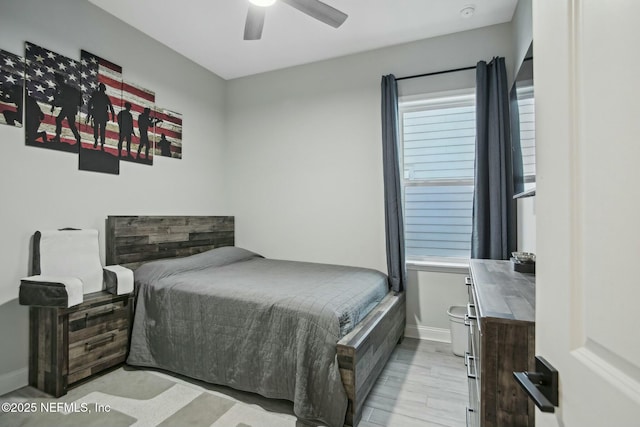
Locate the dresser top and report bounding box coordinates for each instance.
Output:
[469,259,536,323]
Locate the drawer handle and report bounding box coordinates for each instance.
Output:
[466,303,477,320]
[466,407,475,427]
[85,307,115,320]
[85,334,115,351]
[466,355,477,379]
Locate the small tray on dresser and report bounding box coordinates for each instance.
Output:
[511,258,536,274]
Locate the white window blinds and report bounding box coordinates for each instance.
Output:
[517,85,536,181]
[400,92,475,260]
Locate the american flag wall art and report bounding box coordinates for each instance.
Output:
[0,49,25,128]
[3,40,185,174]
[24,42,82,153]
[78,50,122,174]
[119,80,156,166]
[154,107,182,159]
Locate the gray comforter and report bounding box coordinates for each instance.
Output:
[127,247,389,427]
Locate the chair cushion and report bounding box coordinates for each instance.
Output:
[103,265,134,295]
[35,229,104,294]
[19,276,83,307]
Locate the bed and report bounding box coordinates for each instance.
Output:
[106,215,406,427]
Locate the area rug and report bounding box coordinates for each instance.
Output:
[0,367,301,427]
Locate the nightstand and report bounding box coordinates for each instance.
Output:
[28,291,133,397]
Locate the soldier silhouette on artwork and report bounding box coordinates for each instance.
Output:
[87,83,115,150]
[157,133,172,157]
[1,84,23,126]
[117,101,135,157]
[25,94,48,144]
[50,73,82,145]
[137,107,161,160]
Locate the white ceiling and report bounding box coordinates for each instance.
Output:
[88,0,518,80]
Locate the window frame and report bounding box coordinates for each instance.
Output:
[399,88,476,271]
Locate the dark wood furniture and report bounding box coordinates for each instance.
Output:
[105,215,405,427]
[337,291,405,426]
[29,291,134,397]
[466,259,535,427]
[106,215,234,269]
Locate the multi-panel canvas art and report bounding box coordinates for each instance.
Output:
[154,107,182,159]
[0,50,25,128]
[78,50,123,174]
[25,42,82,152]
[120,80,156,165]
[1,40,184,174]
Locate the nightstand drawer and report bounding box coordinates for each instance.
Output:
[68,327,128,374]
[67,296,131,381]
[68,300,129,340]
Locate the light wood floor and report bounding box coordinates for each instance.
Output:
[154,337,469,427]
[359,338,468,427]
[4,338,468,427]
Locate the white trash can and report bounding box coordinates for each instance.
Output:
[447,306,468,357]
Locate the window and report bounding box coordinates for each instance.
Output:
[399,90,476,262]
[517,85,536,185]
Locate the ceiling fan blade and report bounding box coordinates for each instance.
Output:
[281,0,348,28]
[244,4,266,40]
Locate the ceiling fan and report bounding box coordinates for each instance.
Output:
[244,0,348,40]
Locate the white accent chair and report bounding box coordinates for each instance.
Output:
[19,229,133,308]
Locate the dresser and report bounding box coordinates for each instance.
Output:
[29,291,133,397]
[466,259,536,427]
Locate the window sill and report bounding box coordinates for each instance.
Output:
[406,259,470,274]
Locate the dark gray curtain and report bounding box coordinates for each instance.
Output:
[381,74,405,293]
[471,57,517,260]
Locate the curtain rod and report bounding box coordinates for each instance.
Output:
[396,65,477,82]
[396,55,529,82]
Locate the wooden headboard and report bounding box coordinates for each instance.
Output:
[106,216,234,269]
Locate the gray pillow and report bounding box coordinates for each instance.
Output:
[134,246,262,284]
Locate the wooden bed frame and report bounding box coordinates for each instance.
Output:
[105,215,406,427]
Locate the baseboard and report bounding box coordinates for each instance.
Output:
[404,325,451,343]
[0,368,28,396]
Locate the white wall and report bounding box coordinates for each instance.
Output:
[511,0,533,78]
[0,0,228,394]
[517,197,536,252]
[405,270,469,342]
[226,24,514,341]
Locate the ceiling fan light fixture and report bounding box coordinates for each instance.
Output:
[249,0,277,7]
[244,0,348,40]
